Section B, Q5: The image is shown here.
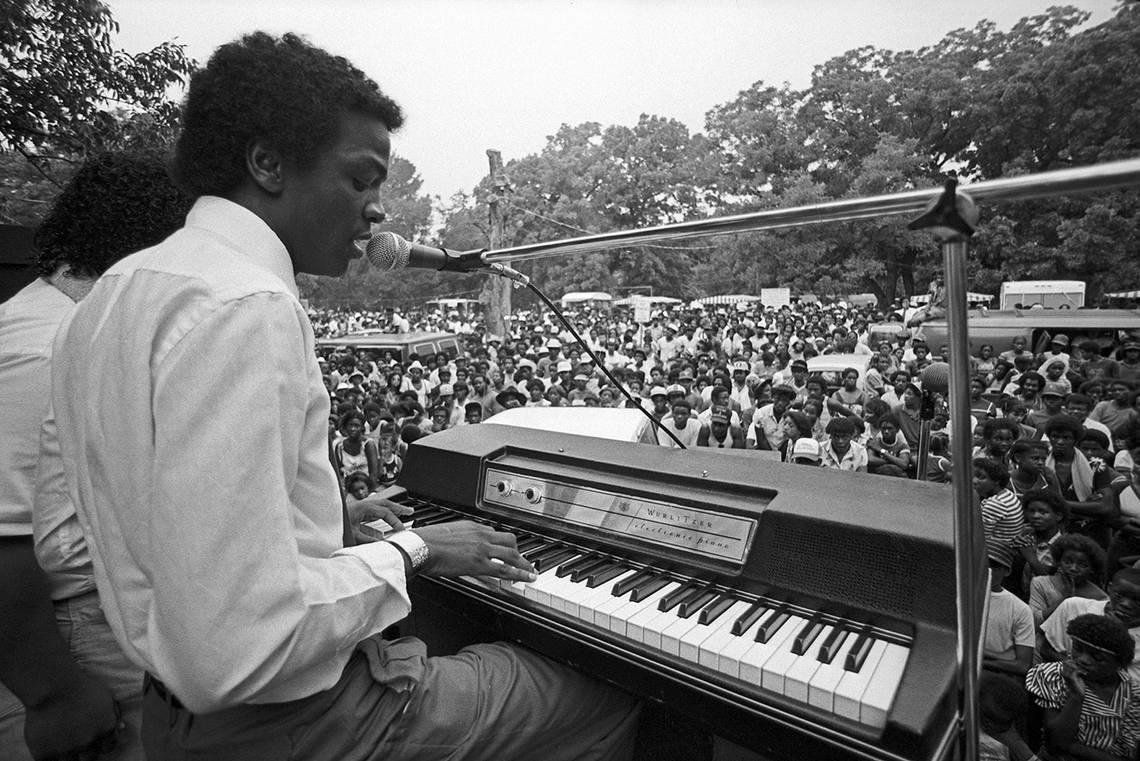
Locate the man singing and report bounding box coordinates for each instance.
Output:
[50,32,639,760]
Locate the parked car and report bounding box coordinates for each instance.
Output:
[317,330,462,364]
[917,309,1140,356]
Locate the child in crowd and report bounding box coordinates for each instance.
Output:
[344,472,375,506]
[1008,441,1060,500]
[376,434,402,487]
[982,548,1035,679]
[1027,534,1107,627]
[1021,490,1068,587]
[1027,613,1140,761]
[924,434,952,483]
[865,412,911,478]
[975,458,1031,570]
[978,672,1035,761]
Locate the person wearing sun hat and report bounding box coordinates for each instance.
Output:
[647,385,671,421]
[788,436,821,466]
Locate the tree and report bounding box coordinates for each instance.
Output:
[0,0,195,223]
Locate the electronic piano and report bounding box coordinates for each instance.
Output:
[391,423,977,761]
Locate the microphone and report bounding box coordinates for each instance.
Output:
[919,362,950,396]
[364,231,532,285]
[365,231,486,273]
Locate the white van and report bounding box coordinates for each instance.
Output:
[999,280,1085,310]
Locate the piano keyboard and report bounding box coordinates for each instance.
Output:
[393,423,972,761]
[412,501,910,731]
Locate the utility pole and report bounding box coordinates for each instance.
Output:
[482,149,511,339]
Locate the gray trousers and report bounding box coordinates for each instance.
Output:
[142,636,640,761]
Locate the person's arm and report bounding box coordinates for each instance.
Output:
[983,644,1033,677]
[141,298,534,713]
[696,425,711,447]
[364,439,380,486]
[1066,484,1119,522]
[825,398,856,417]
[1041,663,1084,754]
[0,536,119,759]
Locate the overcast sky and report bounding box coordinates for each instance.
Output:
[107,0,1118,200]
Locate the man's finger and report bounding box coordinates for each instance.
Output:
[357,495,414,517]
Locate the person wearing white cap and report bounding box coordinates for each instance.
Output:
[789,437,822,466]
[1036,334,1072,374]
[728,360,754,423]
[536,337,562,378]
[655,324,683,364]
[399,359,434,408]
[647,385,671,421]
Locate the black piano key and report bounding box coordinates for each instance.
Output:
[677,587,719,619]
[755,607,791,643]
[731,602,767,636]
[411,510,454,526]
[629,575,672,603]
[611,568,657,597]
[521,539,558,559]
[844,630,875,672]
[556,553,599,578]
[531,546,579,574]
[515,535,546,554]
[585,563,630,589]
[408,506,446,523]
[698,594,738,625]
[658,582,701,613]
[791,615,827,656]
[570,557,612,583]
[818,626,851,664]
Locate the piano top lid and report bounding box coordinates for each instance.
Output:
[408,423,956,550]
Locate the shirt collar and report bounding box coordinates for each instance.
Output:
[184,196,299,299]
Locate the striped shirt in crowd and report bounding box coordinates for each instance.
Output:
[981,487,1030,566]
[1026,662,1140,758]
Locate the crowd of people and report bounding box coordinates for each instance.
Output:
[318,300,1140,760]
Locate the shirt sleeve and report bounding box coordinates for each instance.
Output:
[147,293,410,711]
[1025,662,1068,710]
[1011,597,1035,648]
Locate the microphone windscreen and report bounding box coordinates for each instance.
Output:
[920,362,951,396]
[365,232,410,271]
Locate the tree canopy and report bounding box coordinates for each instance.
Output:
[0,0,195,224]
[4,2,1137,308]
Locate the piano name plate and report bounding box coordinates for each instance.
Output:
[482,466,757,564]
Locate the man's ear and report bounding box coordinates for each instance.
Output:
[245,139,285,194]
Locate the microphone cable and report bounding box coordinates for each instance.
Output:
[483,264,687,449]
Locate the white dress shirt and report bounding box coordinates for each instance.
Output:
[51,197,409,713]
[0,278,72,538]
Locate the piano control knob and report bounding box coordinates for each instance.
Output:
[496,479,513,496]
[524,486,543,504]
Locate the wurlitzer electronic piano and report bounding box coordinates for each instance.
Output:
[390,423,973,761]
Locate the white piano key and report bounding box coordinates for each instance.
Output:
[714,612,769,679]
[569,570,639,624]
[541,568,589,614]
[858,642,909,729]
[738,616,801,685]
[807,630,858,712]
[593,587,637,630]
[833,639,888,723]
[759,615,811,693]
[659,612,704,657]
[625,584,684,644]
[606,581,678,638]
[689,600,754,667]
[782,624,835,703]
